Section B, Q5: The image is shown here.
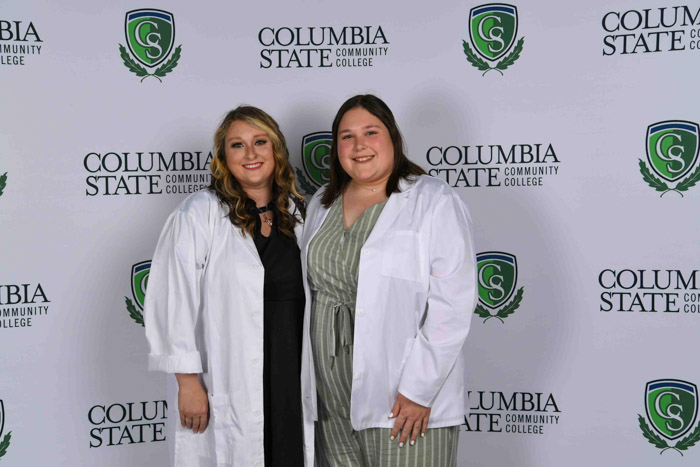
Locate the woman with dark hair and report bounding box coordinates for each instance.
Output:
[145,106,309,467]
[299,95,476,466]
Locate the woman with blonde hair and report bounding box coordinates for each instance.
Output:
[145,106,308,466]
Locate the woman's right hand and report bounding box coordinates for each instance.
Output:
[175,373,209,433]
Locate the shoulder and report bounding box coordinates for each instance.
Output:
[171,188,223,221]
[405,175,456,201]
[404,175,472,225]
[307,185,328,216]
[288,195,306,224]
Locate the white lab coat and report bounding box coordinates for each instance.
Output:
[299,175,477,433]
[144,188,313,467]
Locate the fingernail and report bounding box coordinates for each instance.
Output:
[390,435,395,441]
[410,440,415,446]
[421,432,425,438]
[399,442,404,448]
[389,412,394,418]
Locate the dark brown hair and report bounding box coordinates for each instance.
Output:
[209,105,305,239]
[321,94,425,208]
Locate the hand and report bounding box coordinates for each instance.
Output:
[175,374,209,433]
[389,392,431,447]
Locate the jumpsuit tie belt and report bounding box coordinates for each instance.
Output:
[317,293,355,368]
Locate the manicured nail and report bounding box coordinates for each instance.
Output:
[421,432,425,438]
[399,442,404,448]
[389,412,394,418]
[390,435,395,441]
[410,440,415,446]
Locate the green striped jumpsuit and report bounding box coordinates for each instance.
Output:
[307,196,459,467]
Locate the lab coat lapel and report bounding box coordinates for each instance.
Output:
[365,179,414,244]
[233,226,263,267]
[302,202,331,254]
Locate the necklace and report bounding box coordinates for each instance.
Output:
[257,205,273,226]
[353,183,381,193]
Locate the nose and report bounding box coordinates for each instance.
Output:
[243,143,256,159]
[354,135,367,151]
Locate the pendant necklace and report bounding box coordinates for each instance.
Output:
[257,204,273,227]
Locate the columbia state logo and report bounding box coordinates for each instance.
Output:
[462,3,525,76]
[639,121,700,197]
[295,132,331,195]
[124,261,150,326]
[0,400,12,461]
[474,251,524,323]
[639,379,700,455]
[118,9,182,82]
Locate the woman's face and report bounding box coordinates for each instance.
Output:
[224,120,275,193]
[337,107,394,186]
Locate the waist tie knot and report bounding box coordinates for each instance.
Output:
[330,302,355,368]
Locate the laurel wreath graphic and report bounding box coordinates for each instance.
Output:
[638,159,700,198]
[124,297,145,327]
[676,422,700,452]
[0,172,6,197]
[462,37,525,76]
[119,44,182,82]
[474,287,524,323]
[295,167,319,196]
[0,432,11,460]
[638,414,700,455]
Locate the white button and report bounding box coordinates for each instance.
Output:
[254,410,262,416]
[353,372,361,381]
[357,309,365,317]
[252,310,260,316]
[255,463,262,467]
[252,358,259,365]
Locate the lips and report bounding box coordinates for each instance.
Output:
[353,155,374,162]
[243,162,263,170]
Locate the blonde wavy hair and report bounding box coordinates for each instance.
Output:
[209,106,305,239]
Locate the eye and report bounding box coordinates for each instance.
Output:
[255,139,268,146]
[341,134,353,140]
[231,142,243,148]
[366,130,378,136]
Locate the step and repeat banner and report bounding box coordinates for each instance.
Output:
[1,1,698,465]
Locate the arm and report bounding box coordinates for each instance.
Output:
[391,189,477,444]
[144,203,212,432]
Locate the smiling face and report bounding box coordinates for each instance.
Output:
[224,119,275,194]
[336,107,395,187]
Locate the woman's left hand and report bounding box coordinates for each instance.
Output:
[389,393,431,447]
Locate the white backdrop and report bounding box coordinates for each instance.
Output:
[1,1,699,466]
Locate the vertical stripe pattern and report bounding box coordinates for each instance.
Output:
[308,197,458,466]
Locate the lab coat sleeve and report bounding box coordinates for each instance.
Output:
[397,189,477,407]
[144,201,211,374]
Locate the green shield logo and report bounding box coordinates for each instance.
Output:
[469,4,518,62]
[646,379,698,441]
[131,261,151,310]
[125,9,175,68]
[646,121,699,183]
[302,132,332,187]
[0,398,10,460]
[476,251,517,309]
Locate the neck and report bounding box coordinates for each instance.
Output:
[348,177,388,195]
[244,186,273,207]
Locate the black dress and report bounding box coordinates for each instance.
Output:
[251,202,305,467]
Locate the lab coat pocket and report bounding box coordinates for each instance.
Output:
[380,230,423,282]
[200,393,236,464]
